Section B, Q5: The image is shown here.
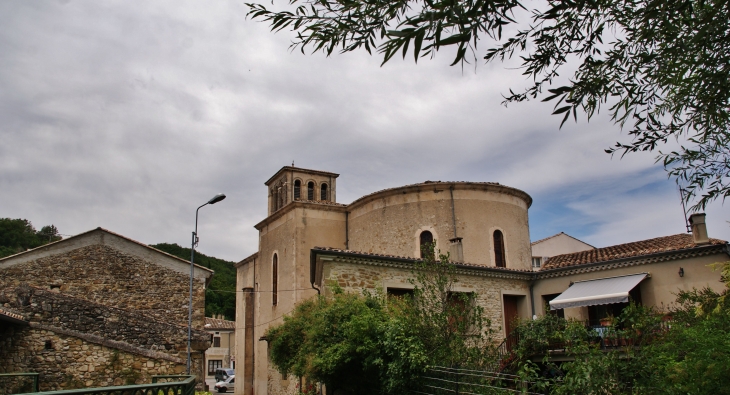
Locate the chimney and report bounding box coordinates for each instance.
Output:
[689,213,710,245]
[449,237,464,263]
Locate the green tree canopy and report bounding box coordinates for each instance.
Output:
[149,243,237,321]
[247,0,730,210]
[0,218,62,258]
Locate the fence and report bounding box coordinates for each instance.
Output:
[0,375,195,395]
[0,374,39,395]
[412,366,543,395]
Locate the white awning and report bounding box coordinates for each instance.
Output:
[549,273,648,310]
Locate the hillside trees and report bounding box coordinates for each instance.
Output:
[246,0,730,210]
[0,218,62,258]
[150,243,236,320]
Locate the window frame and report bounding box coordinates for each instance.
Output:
[272,253,278,306]
[208,360,223,375]
[493,230,506,267]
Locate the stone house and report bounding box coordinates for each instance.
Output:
[0,228,213,391]
[203,316,236,389]
[235,166,729,395]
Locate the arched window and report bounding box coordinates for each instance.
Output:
[420,231,434,260]
[272,254,278,306]
[320,184,328,201]
[307,182,315,200]
[294,180,301,200]
[494,230,506,267]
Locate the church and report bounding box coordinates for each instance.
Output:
[234,166,729,395]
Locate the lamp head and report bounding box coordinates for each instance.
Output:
[208,193,226,205]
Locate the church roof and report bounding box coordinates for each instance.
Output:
[542,233,727,270]
[265,166,339,185]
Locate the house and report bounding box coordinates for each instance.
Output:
[0,228,213,390]
[234,166,729,395]
[204,316,236,389]
[530,232,594,270]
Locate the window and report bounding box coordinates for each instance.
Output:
[272,253,278,306]
[208,360,223,375]
[493,230,506,267]
[294,180,301,200]
[542,294,565,319]
[213,336,221,347]
[532,257,542,269]
[420,231,434,259]
[307,182,314,200]
[321,183,328,201]
[387,288,414,299]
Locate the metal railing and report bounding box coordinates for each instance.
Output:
[1,375,195,395]
[413,366,542,395]
[0,373,39,395]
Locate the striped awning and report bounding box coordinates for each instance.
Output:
[549,273,648,310]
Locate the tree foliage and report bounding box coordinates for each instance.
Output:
[0,218,62,258]
[149,243,237,321]
[246,0,730,210]
[265,246,497,394]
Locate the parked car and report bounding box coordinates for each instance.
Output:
[214,375,235,393]
[214,368,235,383]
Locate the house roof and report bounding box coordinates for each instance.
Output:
[542,233,727,270]
[265,166,339,185]
[0,306,27,325]
[531,232,595,248]
[204,317,236,330]
[0,227,214,278]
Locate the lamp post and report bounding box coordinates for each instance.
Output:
[188,193,226,375]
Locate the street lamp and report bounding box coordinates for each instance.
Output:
[188,193,226,375]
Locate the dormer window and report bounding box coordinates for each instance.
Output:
[307,182,315,200]
[494,230,506,267]
[321,184,328,201]
[294,180,301,200]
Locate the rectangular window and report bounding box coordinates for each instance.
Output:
[208,360,223,375]
[213,336,221,348]
[532,257,542,268]
[387,288,414,299]
[542,294,565,319]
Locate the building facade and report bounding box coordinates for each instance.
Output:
[204,316,236,390]
[235,166,729,395]
[0,228,213,390]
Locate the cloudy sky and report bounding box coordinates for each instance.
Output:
[1,1,727,262]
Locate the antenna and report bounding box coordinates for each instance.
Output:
[678,186,691,233]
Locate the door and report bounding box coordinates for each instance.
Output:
[503,295,520,350]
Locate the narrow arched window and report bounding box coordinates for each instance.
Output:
[272,254,278,306]
[494,230,506,267]
[272,188,279,211]
[307,182,314,200]
[420,231,434,260]
[320,184,328,201]
[294,180,301,200]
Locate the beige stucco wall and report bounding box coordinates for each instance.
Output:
[531,234,594,258]
[533,251,728,319]
[348,183,532,271]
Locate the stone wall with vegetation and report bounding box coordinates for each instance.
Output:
[0,324,201,391]
[0,285,209,390]
[0,244,206,328]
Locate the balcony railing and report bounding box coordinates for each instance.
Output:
[0,375,195,395]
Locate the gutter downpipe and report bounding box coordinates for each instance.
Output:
[529,280,536,319]
[345,211,349,250]
[449,186,458,238]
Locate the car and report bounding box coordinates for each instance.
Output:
[214,368,235,383]
[214,375,235,393]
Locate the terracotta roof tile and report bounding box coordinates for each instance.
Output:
[0,306,25,322]
[312,247,533,273]
[542,234,727,269]
[292,199,347,207]
[204,317,235,330]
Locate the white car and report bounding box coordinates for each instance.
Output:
[214,375,235,393]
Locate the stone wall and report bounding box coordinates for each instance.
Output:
[0,285,210,389]
[323,260,531,339]
[0,323,203,391]
[0,244,206,328]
